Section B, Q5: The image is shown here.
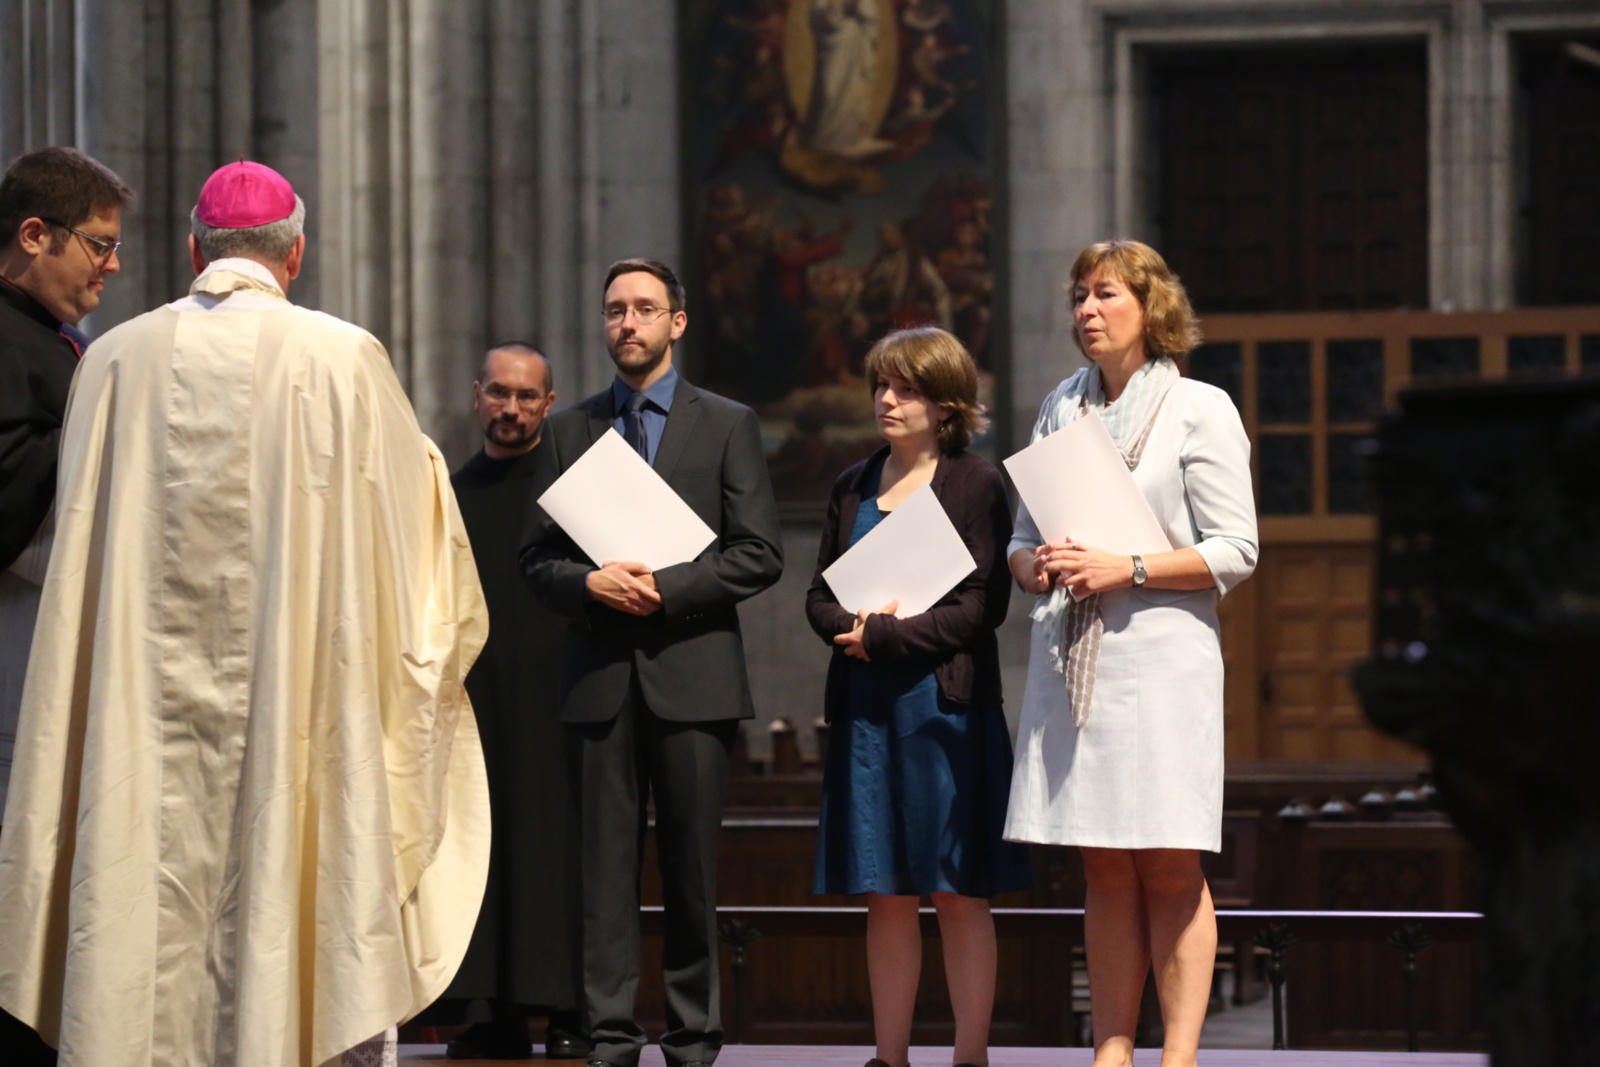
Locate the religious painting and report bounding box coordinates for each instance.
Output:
[683,0,1005,509]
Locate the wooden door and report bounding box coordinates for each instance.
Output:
[1194,308,1600,762]
[1253,545,1413,759]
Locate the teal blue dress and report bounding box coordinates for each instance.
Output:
[812,465,1034,898]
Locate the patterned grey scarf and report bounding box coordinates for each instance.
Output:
[1030,357,1178,726]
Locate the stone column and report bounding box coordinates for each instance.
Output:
[254,0,322,309]
[315,0,680,458]
[0,0,77,164]
[75,0,152,331]
[1005,0,1098,446]
[0,0,320,332]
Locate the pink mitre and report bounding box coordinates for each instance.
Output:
[195,159,296,228]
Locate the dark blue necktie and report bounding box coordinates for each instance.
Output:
[622,392,650,462]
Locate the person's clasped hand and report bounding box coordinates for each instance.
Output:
[587,560,662,615]
[1033,540,1136,596]
[834,598,899,661]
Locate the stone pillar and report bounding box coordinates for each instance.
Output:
[313,0,679,457]
[1005,0,1097,447]
[253,0,322,309]
[0,0,77,163]
[0,0,321,332]
[75,0,152,331]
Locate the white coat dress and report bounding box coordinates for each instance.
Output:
[1003,375,1258,852]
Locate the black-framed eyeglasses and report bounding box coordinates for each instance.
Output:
[479,382,548,409]
[40,217,121,261]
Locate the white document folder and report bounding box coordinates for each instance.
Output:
[536,428,718,571]
[821,483,977,618]
[1002,409,1173,555]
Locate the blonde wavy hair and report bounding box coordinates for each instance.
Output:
[864,326,988,453]
[1069,239,1202,363]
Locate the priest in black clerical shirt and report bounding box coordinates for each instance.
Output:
[439,342,588,1061]
[0,145,132,1067]
[0,146,131,807]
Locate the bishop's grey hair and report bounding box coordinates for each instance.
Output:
[190,195,306,265]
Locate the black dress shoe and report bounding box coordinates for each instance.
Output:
[446,1019,533,1060]
[543,1027,591,1060]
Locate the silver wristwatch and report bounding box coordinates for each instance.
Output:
[1130,554,1147,588]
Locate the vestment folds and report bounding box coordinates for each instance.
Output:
[0,267,491,1067]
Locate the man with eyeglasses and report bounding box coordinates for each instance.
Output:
[0,140,133,1067]
[521,258,783,1067]
[0,159,490,1067]
[434,344,588,1060]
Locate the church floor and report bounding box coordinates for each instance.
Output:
[397,1046,1487,1066]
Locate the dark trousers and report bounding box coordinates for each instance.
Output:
[571,690,735,1067]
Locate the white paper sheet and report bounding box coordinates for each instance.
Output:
[821,483,977,618]
[536,428,718,571]
[1003,409,1173,555]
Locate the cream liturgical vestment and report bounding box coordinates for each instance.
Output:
[0,259,491,1067]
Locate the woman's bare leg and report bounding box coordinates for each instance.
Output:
[1081,847,1149,1067]
[867,893,923,1067]
[1134,849,1215,1067]
[932,891,996,1066]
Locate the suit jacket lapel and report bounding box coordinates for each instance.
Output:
[651,376,701,482]
[584,390,615,447]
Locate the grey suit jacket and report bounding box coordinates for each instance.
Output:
[519,375,784,723]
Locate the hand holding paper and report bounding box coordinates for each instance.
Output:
[1003,410,1173,555]
[821,484,975,619]
[536,429,718,573]
[834,599,899,660]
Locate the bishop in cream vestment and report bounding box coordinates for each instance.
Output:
[0,252,490,1066]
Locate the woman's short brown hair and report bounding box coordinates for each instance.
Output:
[1069,239,1202,362]
[864,326,988,453]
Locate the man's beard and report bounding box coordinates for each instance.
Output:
[608,333,669,376]
[484,417,536,450]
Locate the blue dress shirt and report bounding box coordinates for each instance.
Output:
[609,366,678,467]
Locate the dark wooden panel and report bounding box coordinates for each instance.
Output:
[636,820,1067,1047]
[618,792,1477,1049]
[1284,822,1485,1051]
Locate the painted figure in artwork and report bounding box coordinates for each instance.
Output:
[803,0,894,159]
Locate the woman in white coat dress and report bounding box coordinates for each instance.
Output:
[1003,240,1258,1067]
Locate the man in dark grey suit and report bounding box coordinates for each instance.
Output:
[520,258,783,1067]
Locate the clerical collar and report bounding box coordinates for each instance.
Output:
[0,274,63,331]
[610,365,678,415]
[194,257,284,295]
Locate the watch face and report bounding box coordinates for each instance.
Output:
[1132,556,1147,585]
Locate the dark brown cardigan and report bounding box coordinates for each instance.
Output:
[804,446,1013,722]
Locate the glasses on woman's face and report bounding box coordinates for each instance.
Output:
[41,218,121,262]
[480,382,547,409]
